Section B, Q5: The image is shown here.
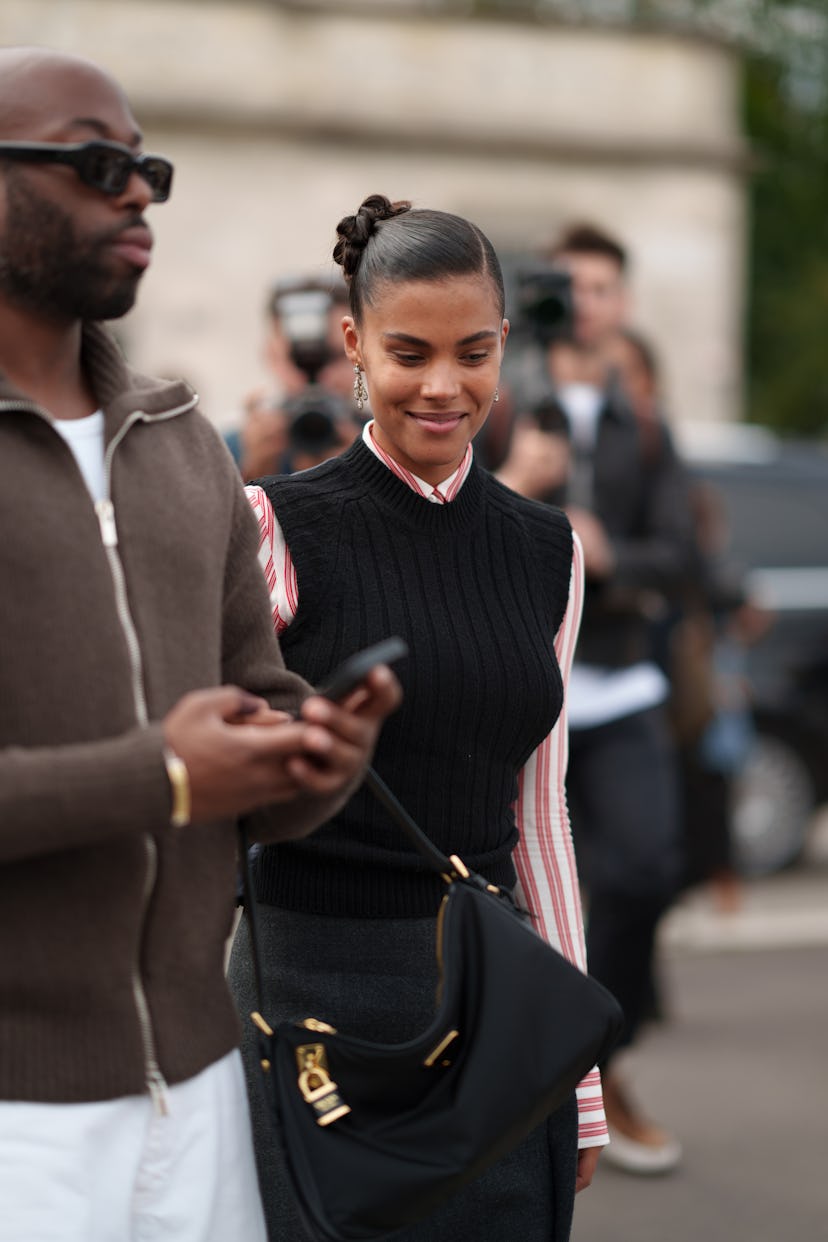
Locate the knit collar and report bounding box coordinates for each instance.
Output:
[81,325,197,438]
[361,420,473,502]
[340,435,487,531]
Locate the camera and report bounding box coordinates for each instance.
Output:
[495,259,573,435]
[283,386,354,459]
[268,276,346,384]
[510,263,573,347]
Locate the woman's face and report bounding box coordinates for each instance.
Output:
[343,274,508,485]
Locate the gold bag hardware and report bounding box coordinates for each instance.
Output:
[250,1011,274,1073]
[423,1029,460,1068]
[296,1042,351,1127]
[302,1017,337,1034]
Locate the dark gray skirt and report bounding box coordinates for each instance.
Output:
[228,905,578,1242]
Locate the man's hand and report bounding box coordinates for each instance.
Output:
[576,1144,602,1193]
[163,667,401,823]
[239,387,288,482]
[567,506,616,580]
[496,425,570,500]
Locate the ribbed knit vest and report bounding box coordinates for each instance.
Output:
[255,437,573,917]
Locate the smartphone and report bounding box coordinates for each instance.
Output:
[315,637,408,703]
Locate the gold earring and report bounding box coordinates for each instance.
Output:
[353,364,368,413]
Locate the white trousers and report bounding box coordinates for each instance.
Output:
[0,1050,267,1242]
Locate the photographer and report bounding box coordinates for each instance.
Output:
[492,256,576,497]
[262,273,355,401]
[501,225,697,1175]
[230,274,361,480]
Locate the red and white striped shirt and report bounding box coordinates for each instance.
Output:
[246,422,607,1147]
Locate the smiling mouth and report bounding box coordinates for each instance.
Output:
[407,411,466,427]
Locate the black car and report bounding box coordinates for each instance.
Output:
[676,422,828,875]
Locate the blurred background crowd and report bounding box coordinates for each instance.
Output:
[9,0,811,884]
[2,0,825,1236]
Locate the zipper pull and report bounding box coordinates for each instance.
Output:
[147,1067,170,1117]
[95,498,118,548]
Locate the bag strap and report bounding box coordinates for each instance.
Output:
[239,765,458,1024]
[362,766,454,875]
[239,818,268,1021]
[364,768,509,901]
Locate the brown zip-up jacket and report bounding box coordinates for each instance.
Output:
[0,325,336,1104]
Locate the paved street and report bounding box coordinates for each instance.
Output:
[572,815,828,1242]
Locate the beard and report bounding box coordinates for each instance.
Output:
[0,172,144,322]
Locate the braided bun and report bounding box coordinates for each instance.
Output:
[333,194,411,281]
[332,195,505,325]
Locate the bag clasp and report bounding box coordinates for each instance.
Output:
[296,1042,351,1126]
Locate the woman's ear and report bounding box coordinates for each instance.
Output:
[343,317,361,365]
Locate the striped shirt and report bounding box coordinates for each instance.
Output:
[246,421,607,1147]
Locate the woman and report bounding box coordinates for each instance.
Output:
[229,194,606,1240]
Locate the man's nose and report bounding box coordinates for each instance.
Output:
[116,167,155,212]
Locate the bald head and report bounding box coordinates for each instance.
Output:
[0,47,159,327]
[0,47,140,145]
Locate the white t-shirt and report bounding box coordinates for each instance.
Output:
[557,385,669,728]
[557,382,603,451]
[53,410,106,503]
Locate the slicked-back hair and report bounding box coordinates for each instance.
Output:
[335,197,506,324]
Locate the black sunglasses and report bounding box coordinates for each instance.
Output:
[0,139,174,202]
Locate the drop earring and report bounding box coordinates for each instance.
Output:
[353,364,368,413]
[493,387,500,404]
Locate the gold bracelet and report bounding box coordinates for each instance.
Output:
[163,747,191,828]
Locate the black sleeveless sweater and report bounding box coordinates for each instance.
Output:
[254,437,573,917]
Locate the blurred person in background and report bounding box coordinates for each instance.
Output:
[236,383,361,482]
[261,272,355,403]
[608,331,773,909]
[669,477,772,911]
[227,274,362,479]
[502,224,697,1175]
[233,386,289,482]
[0,46,400,1242]
[603,327,667,469]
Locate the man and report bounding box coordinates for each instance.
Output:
[505,224,695,1173]
[228,274,360,480]
[261,273,354,402]
[0,46,399,1241]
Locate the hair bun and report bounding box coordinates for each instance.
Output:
[333,194,412,280]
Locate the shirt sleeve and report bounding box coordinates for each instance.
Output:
[511,533,609,1148]
[245,485,298,634]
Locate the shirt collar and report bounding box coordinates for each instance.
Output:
[361,421,473,503]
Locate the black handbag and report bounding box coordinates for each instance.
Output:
[241,767,623,1242]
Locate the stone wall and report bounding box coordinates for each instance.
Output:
[0,1,750,428]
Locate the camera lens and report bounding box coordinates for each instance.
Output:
[289,409,337,451]
[284,386,351,456]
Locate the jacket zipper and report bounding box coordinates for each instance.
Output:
[133,834,169,1116]
[96,404,195,1116]
[96,478,168,1113]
